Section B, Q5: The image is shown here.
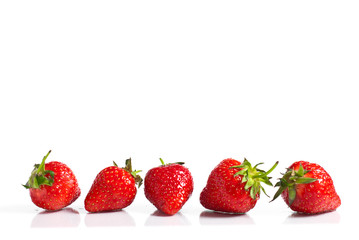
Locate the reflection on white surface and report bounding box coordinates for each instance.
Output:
[31,208,80,228]
[145,210,191,226]
[85,210,135,227]
[199,211,255,225]
[284,211,341,224]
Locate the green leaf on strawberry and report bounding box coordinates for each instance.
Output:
[271,163,317,205]
[23,150,54,189]
[230,158,278,199]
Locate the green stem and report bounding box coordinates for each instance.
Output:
[264,161,279,176]
[159,158,165,165]
[255,161,278,178]
[159,158,185,166]
[36,150,52,174]
[132,170,142,175]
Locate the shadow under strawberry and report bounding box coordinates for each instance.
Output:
[284,211,341,224]
[85,210,135,227]
[145,210,191,226]
[31,207,80,228]
[199,210,255,225]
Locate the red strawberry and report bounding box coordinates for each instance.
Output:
[271,161,341,214]
[200,158,278,213]
[23,150,81,211]
[84,158,142,213]
[144,158,194,215]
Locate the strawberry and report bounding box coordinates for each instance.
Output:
[23,150,81,211]
[144,158,194,215]
[271,161,341,214]
[200,158,278,213]
[84,158,142,213]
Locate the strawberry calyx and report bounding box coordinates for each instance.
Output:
[159,158,185,166]
[271,164,317,205]
[230,158,278,200]
[23,150,55,189]
[114,158,143,188]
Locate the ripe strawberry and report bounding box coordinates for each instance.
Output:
[200,158,278,213]
[144,158,194,215]
[23,150,81,211]
[84,158,142,213]
[271,161,341,214]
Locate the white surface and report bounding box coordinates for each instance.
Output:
[0,1,358,238]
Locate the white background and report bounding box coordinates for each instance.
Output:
[0,1,358,239]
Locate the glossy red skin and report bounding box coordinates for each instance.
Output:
[84,166,137,213]
[144,164,194,215]
[282,161,341,214]
[29,161,81,211]
[200,158,258,214]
